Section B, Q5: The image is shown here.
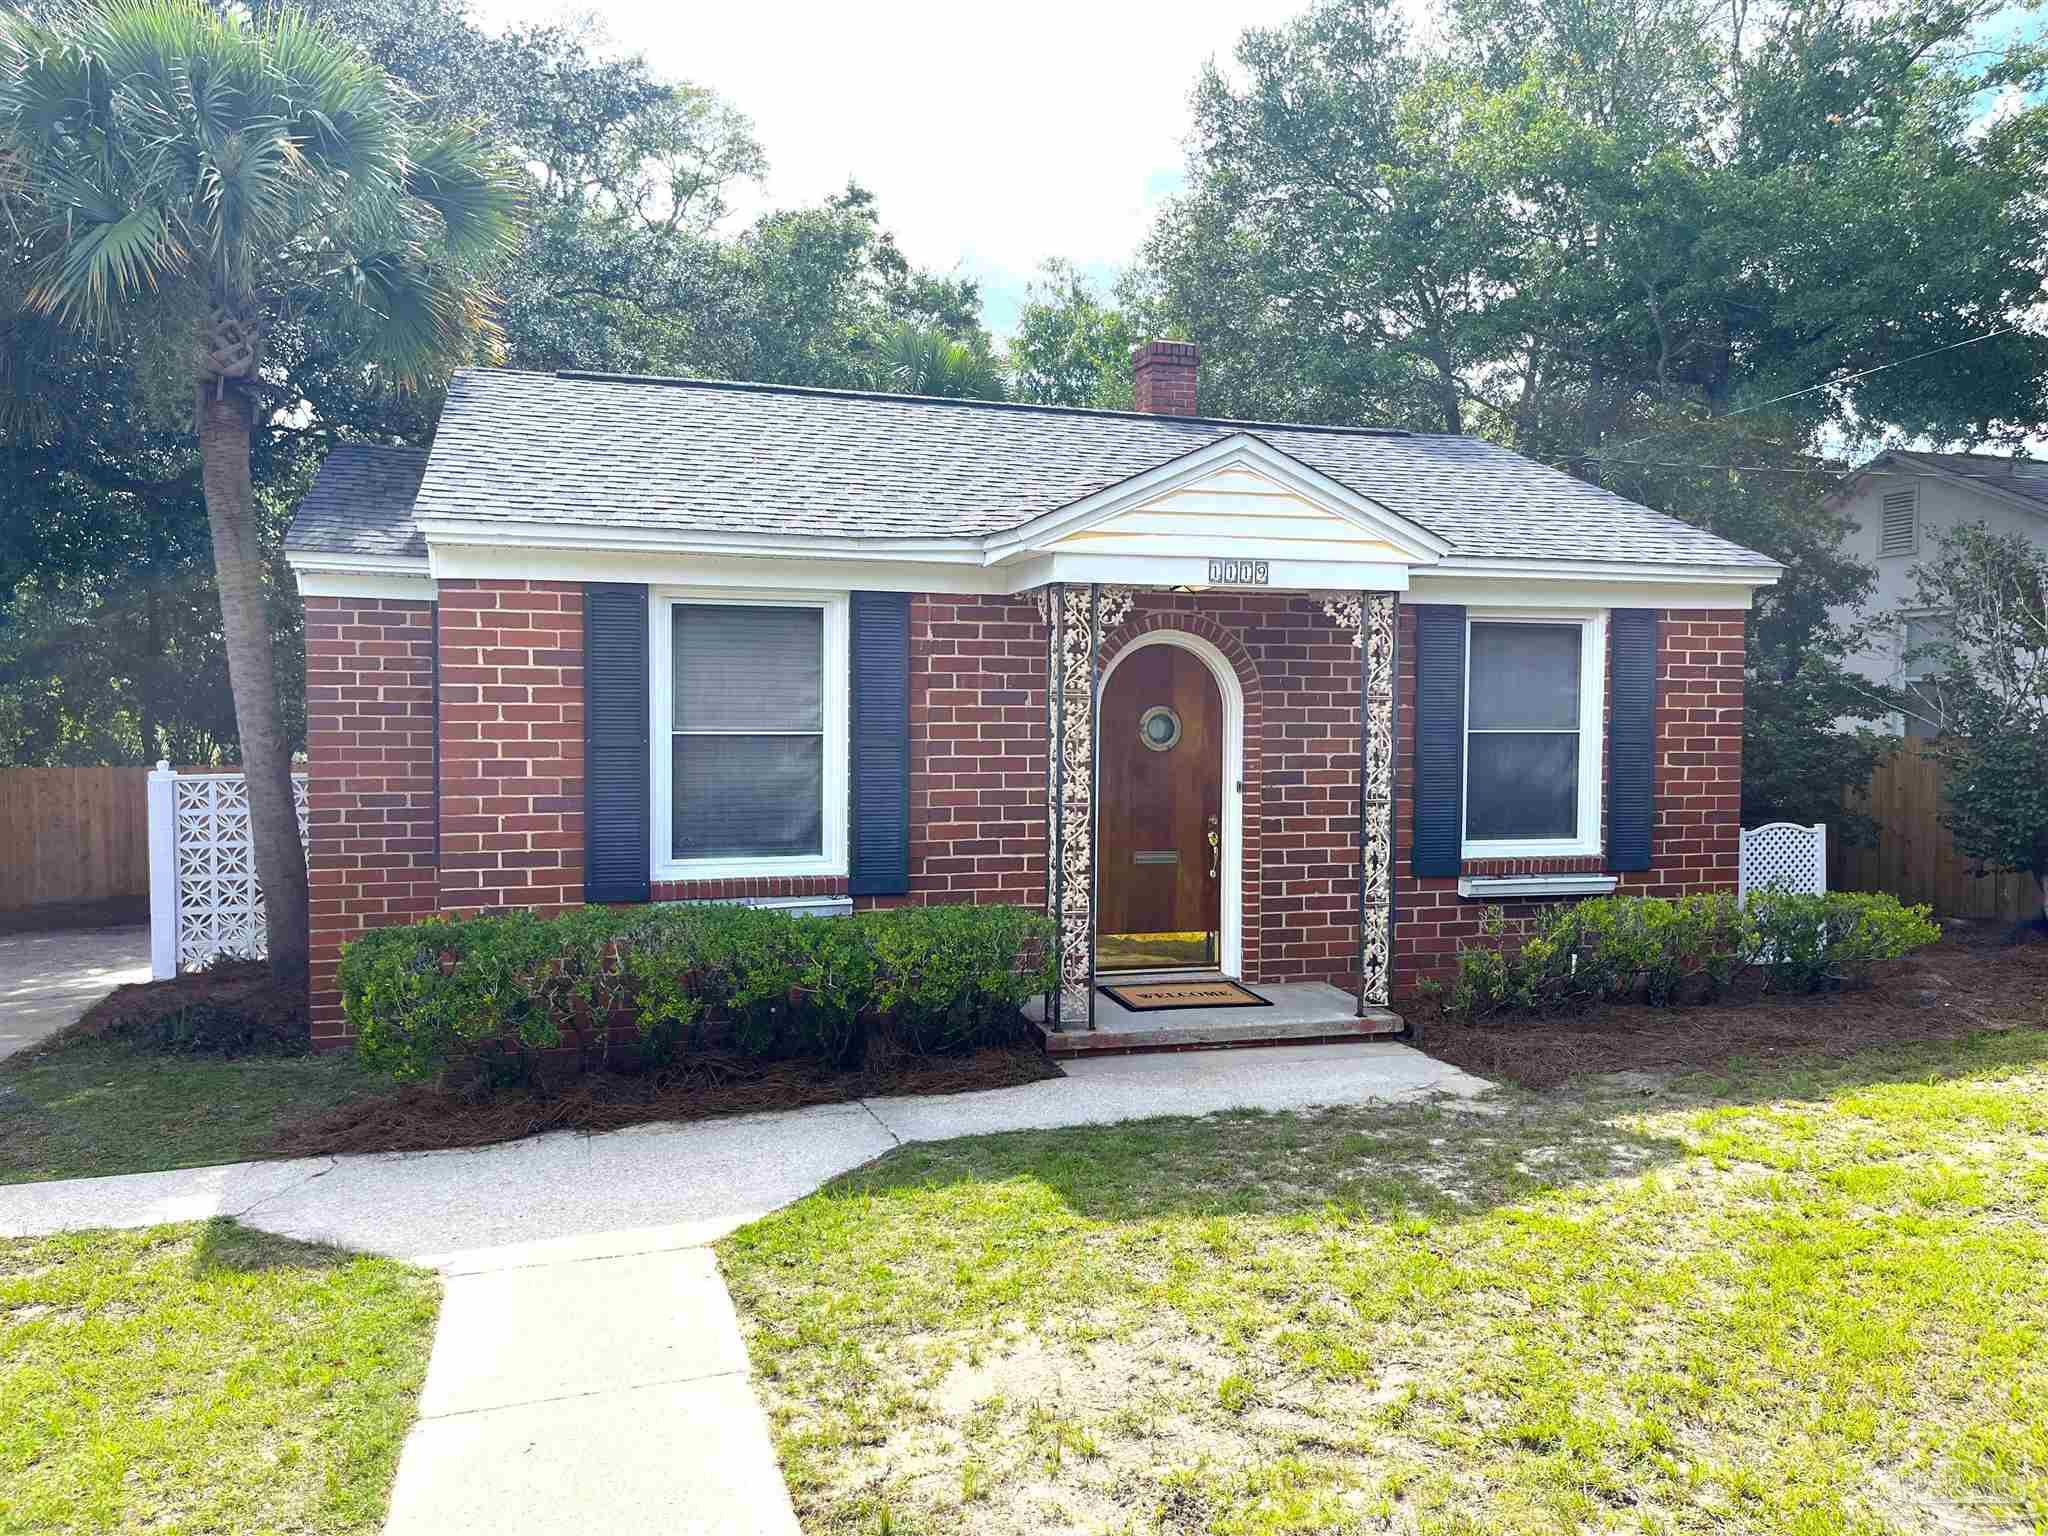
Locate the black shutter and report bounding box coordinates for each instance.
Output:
[1412,604,1466,879]
[848,591,911,897]
[583,583,651,904]
[1607,608,1658,872]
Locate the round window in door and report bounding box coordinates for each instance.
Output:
[1138,705,1182,752]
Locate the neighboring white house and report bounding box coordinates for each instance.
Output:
[1830,450,2048,735]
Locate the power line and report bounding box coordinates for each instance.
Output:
[1579,325,2026,466]
[1574,460,2030,478]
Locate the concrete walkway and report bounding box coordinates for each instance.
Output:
[0,1041,1489,1534]
[0,924,150,1060]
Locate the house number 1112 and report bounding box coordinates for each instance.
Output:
[1207,559,1269,586]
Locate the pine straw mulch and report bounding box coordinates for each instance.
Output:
[267,1037,1062,1159]
[66,958,308,1052]
[1419,925,2048,1091]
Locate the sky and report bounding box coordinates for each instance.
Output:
[463,0,1306,335]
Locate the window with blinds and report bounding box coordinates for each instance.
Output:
[1464,620,1586,843]
[1878,488,1918,557]
[671,604,825,860]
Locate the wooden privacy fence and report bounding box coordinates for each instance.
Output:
[1834,747,2036,923]
[0,766,152,912]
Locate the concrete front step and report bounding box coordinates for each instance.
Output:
[1036,979,1406,1057]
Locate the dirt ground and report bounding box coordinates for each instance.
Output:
[269,1038,1062,1158]
[1419,924,2048,1089]
[35,961,1063,1163]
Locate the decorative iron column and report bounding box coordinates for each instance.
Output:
[1324,592,1398,1010]
[1360,593,1398,1009]
[1041,583,1103,1028]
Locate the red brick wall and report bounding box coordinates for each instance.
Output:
[1391,607,1746,994]
[854,593,1049,909]
[303,580,1745,1038]
[303,596,438,1048]
[435,580,585,916]
[1100,594,1375,988]
[653,876,847,902]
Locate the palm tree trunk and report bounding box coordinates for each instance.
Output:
[142,581,162,764]
[197,382,310,982]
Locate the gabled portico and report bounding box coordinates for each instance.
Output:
[994,435,1444,1034]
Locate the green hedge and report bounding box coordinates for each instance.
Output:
[1445,891,1940,1022]
[337,902,1055,1082]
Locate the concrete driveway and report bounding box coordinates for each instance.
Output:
[0,925,151,1060]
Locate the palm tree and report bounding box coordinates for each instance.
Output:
[0,0,521,982]
[867,323,1007,401]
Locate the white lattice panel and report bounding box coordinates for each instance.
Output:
[1739,822,1827,901]
[171,773,309,972]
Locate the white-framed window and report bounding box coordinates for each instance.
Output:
[1462,610,1606,860]
[650,588,849,880]
[1898,612,1951,740]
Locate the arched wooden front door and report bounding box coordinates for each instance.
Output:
[1097,643,1224,971]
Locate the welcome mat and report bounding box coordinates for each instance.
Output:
[1099,979,1272,1013]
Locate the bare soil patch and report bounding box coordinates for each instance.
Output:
[1419,927,2048,1089]
[269,1039,1061,1158]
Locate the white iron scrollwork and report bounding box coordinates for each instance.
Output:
[1358,593,1397,1007]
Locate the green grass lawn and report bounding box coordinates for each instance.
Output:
[0,1040,381,1186]
[0,1220,438,1534]
[721,1028,2048,1535]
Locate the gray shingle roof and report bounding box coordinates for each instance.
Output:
[288,369,1777,570]
[1888,450,2048,516]
[285,442,429,560]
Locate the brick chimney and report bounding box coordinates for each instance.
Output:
[1131,339,1198,416]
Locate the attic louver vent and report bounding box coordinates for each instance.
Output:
[1879,489,1917,556]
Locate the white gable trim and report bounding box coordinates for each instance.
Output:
[291,553,436,602]
[978,433,1453,565]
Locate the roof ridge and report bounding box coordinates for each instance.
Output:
[331,440,429,459]
[526,367,1414,440]
[1892,447,2045,466]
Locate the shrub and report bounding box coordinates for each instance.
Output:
[1745,890,1942,994]
[865,903,1050,1054]
[338,902,1055,1083]
[1443,890,1938,1022]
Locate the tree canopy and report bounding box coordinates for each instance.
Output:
[0,0,999,766]
[1137,0,2048,452]
[1909,524,2048,920]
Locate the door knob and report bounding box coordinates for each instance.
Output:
[1206,816,1219,880]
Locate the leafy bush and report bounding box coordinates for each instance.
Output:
[1445,890,1938,1023]
[338,902,1055,1083]
[866,903,1051,1054]
[1744,890,1943,994]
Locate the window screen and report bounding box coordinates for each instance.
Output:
[671,605,824,859]
[1466,621,1582,841]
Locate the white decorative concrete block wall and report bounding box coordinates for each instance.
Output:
[147,763,310,979]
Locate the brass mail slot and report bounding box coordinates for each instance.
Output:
[1132,851,1180,865]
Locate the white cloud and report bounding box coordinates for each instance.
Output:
[464,0,1303,331]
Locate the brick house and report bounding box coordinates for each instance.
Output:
[285,343,1775,1051]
